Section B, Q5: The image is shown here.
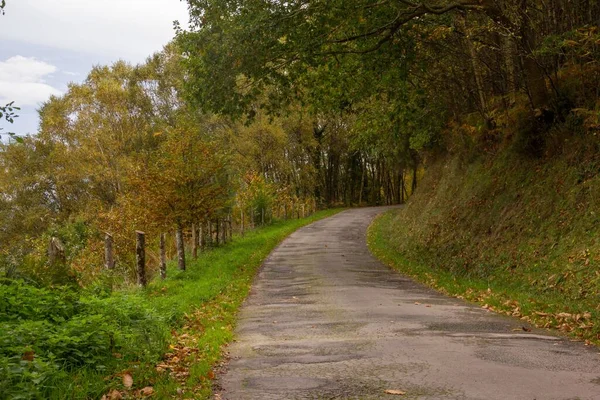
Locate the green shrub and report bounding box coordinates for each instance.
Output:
[0,280,80,323]
[0,280,168,399]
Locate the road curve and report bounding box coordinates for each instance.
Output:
[216,207,600,400]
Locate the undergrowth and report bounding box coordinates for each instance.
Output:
[0,209,342,399]
[368,133,600,346]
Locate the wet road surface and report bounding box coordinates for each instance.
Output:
[216,207,600,399]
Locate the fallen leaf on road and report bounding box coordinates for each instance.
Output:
[425,305,432,308]
[556,312,572,319]
[385,389,406,395]
[123,373,133,389]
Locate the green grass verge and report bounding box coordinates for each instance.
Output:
[0,209,342,400]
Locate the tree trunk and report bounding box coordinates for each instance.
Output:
[467,32,488,117]
[412,165,418,194]
[402,171,408,202]
[136,231,146,287]
[160,233,167,279]
[519,1,548,109]
[358,156,366,206]
[207,220,212,246]
[221,219,226,244]
[176,225,186,271]
[503,36,518,103]
[199,223,204,250]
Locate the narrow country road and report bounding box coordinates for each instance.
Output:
[216,207,600,400]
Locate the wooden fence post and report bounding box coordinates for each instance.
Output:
[241,209,245,236]
[176,225,186,271]
[48,237,66,267]
[192,223,198,259]
[136,231,146,287]
[160,233,167,279]
[104,233,114,270]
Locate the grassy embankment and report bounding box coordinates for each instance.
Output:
[369,143,600,345]
[0,209,342,400]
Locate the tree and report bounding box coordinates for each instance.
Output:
[0,1,21,141]
[183,1,600,162]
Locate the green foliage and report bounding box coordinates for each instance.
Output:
[0,101,21,142]
[1,0,19,139]
[0,280,79,323]
[0,279,169,399]
[0,210,341,399]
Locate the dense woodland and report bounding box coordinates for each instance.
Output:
[1,0,599,398]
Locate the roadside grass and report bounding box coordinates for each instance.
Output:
[1,209,342,400]
[367,150,600,346]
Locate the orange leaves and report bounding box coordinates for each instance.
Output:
[22,350,35,362]
[532,311,595,333]
[101,385,154,399]
[122,373,133,389]
[101,389,123,400]
[156,328,201,385]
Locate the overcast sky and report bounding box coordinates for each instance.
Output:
[0,0,190,136]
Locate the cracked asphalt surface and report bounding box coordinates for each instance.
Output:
[216,207,600,399]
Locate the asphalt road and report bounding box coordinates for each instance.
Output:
[216,207,600,399]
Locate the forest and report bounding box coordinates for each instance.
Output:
[1,0,600,398]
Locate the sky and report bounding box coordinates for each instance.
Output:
[0,0,190,136]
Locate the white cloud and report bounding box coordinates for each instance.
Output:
[0,56,62,106]
[0,0,189,62]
